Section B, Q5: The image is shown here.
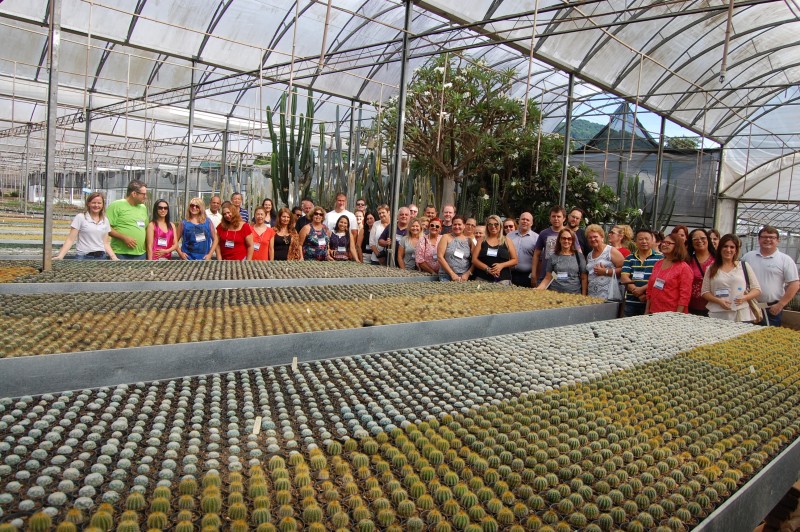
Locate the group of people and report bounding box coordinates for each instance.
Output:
[55,182,799,326]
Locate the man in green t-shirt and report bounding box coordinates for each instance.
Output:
[107,180,149,259]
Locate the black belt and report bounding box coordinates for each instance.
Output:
[85,251,105,257]
[767,300,779,306]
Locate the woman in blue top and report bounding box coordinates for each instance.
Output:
[177,198,218,260]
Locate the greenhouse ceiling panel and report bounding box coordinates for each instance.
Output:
[0,0,798,210]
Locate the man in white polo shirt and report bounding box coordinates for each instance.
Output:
[742,225,799,327]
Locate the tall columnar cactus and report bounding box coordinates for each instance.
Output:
[266,88,315,207]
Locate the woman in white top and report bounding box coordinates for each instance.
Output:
[585,224,625,299]
[701,234,761,322]
[55,192,118,260]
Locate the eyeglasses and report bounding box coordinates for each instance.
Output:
[661,241,676,247]
[157,206,169,210]
[356,202,365,207]
[429,224,441,229]
[560,237,573,241]
[691,237,707,243]
[313,212,324,217]
[759,235,778,240]
[487,222,500,227]
[503,225,515,229]
[189,204,200,209]
[608,230,620,235]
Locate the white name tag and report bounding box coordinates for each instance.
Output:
[654,278,666,290]
[433,254,438,261]
[557,272,569,280]
[337,246,346,253]
[396,235,402,242]
[253,243,260,251]
[487,248,498,257]
[318,241,326,248]
[225,240,234,248]
[715,288,730,298]
[157,237,168,247]
[136,220,145,228]
[632,272,645,280]
[454,250,465,259]
[195,233,206,243]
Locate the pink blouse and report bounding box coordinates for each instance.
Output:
[415,234,442,271]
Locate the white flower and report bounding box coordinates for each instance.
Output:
[462,92,470,98]
[422,91,431,96]
[483,194,490,200]
[443,82,452,89]
[637,208,643,215]
[434,66,446,74]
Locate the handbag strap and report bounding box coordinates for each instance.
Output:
[740,260,750,290]
[693,254,708,276]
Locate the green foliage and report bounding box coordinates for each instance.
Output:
[615,167,676,231]
[666,136,699,150]
[266,88,315,206]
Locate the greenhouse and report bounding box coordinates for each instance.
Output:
[1,1,800,531]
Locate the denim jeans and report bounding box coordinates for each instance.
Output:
[117,253,147,260]
[75,252,107,260]
[624,300,646,317]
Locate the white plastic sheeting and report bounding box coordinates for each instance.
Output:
[0,0,798,218]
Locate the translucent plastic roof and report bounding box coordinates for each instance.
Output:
[0,0,798,218]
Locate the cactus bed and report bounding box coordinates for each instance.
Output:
[0,261,430,284]
[2,315,799,530]
[0,283,601,358]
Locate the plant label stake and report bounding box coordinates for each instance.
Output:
[253,416,262,436]
[292,356,298,372]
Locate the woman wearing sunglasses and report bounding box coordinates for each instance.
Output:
[146,200,178,260]
[177,198,217,260]
[472,215,518,284]
[416,217,443,274]
[298,207,331,261]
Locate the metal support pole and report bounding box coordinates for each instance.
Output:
[221,129,229,196]
[42,0,62,272]
[23,127,31,215]
[84,94,92,191]
[183,62,196,210]
[559,72,574,208]
[652,115,666,230]
[388,0,413,268]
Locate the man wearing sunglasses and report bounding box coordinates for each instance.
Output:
[107,180,149,260]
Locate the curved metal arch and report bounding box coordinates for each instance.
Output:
[682,41,800,129]
[90,0,148,95]
[704,65,800,139]
[576,1,664,79]
[226,0,315,119]
[89,43,116,93]
[720,151,800,198]
[723,89,800,142]
[648,18,791,116]
[195,0,235,60]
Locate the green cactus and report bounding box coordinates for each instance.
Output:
[227,502,247,522]
[125,493,146,512]
[277,517,298,532]
[256,524,277,532]
[200,513,221,528]
[26,512,52,532]
[115,523,139,532]
[149,497,170,514]
[89,511,114,532]
[145,512,167,530]
[55,523,78,532]
[173,522,193,532]
[230,520,249,532]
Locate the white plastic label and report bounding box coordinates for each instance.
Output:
[253,243,260,251]
[157,237,168,247]
[714,288,730,298]
[487,248,498,257]
[318,241,326,248]
[557,272,569,280]
[195,233,206,243]
[654,278,666,290]
[632,272,645,280]
[136,220,145,228]
[454,250,465,259]
[337,246,346,253]
[225,240,234,248]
